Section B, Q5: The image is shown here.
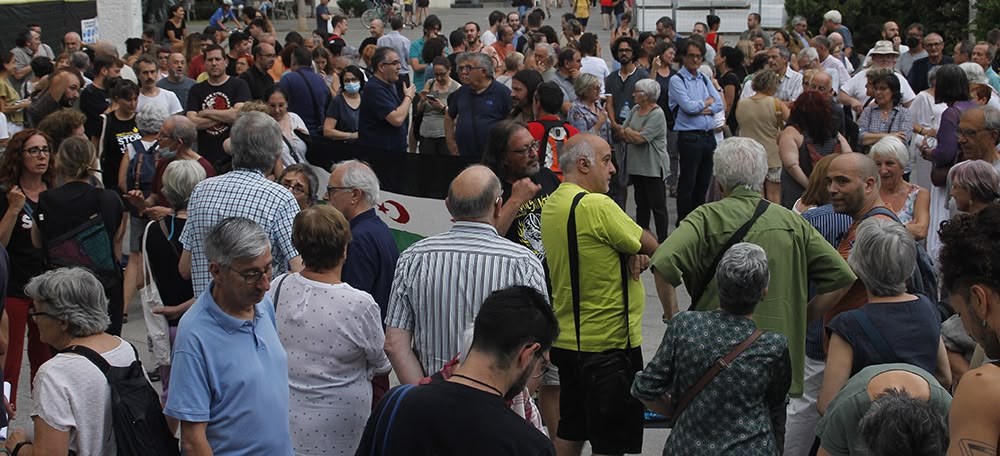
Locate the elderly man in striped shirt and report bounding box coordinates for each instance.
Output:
[385,165,548,385]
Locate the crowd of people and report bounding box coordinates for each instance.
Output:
[0,1,999,455]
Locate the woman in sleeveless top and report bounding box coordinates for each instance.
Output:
[779,91,852,209]
[871,136,930,240]
[736,70,788,203]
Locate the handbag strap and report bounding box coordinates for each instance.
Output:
[158,218,181,258]
[671,327,765,420]
[849,309,896,361]
[295,69,324,126]
[567,192,631,352]
[272,273,292,312]
[690,199,770,308]
[369,384,415,456]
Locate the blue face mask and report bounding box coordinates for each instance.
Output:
[344,82,361,94]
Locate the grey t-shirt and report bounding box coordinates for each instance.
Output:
[622,105,669,178]
[158,77,198,110]
[816,363,952,456]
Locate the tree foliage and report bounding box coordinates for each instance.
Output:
[784,0,970,52]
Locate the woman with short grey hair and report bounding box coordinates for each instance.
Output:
[567,73,611,145]
[818,217,951,415]
[13,267,156,455]
[620,77,670,241]
[633,242,791,455]
[870,135,930,240]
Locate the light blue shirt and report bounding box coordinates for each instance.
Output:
[378,31,412,75]
[165,283,293,456]
[987,67,1000,94]
[668,68,723,132]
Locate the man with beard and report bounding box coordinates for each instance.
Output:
[158,53,197,108]
[185,44,251,170]
[81,54,123,140]
[358,46,416,154]
[26,69,84,126]
[509,69,543,124]
[605,36,648,207]
[238,43,276,100]
[384,166,547,385]
[445,52,511,158]
[359,286,557,455]
[135,55,183,114]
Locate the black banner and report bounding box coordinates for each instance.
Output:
[0,1,97,54]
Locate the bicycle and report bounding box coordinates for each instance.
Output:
[361,0,402,27]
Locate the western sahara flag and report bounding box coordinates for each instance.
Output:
[309,138,480,252]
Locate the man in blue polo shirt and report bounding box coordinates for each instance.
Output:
[165,217,293,456]
[358,47,416,154]
[445,52,511,158]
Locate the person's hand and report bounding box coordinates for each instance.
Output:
[851,100,864,115]
[704,96,715,107]
[511,177,542,204]
[124,190,146,208]
[628,254,650,280]
[403,83,417,100]
[892,36,901,48]
[595,108,607,128]
[568,68,580,80]
[152,304,187,320]
[893,131,907,142]
[418,89,430,100]
[143,206,173,221]
[924,127,937,138]
[6,186,25,213]
[427,97,444,109]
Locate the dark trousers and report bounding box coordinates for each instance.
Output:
[418,136,449,155]
[676,131,716,224]
[631,175,669,242]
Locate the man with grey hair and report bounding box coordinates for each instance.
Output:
[649,137,854,429]
[541,133,658,456]
[972,42,1000,92]
[813,35,850,91]
[789,16,811,54]
[62,31,83,54]
[957,106,1000,171]
[325,159,398,404]
[822,10,854,63]
[180,111,302,298]
[907,33,951,93]
[533,42,557,80]
[445,52,511,157]
[165,217,294,455]
[742,45,802,105]
[385,165,546,385]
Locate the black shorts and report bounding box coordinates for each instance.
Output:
[579,17,589,27]
[600,5,613,14]
[404,3,413,12]
[551,346,644,454]
[417,0,428,7]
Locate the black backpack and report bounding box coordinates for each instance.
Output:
[65,343,180,456]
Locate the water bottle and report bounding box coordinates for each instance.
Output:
[619,102,631,120]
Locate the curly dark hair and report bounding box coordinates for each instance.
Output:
[788,91,835,141]
[0,129,53,187]
[938,203,1000,294]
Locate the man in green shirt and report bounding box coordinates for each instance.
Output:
[650,137,855,398]
[541,133,658,456]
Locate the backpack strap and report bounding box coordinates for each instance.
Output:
[63,340,140,375]
[369,384,415,456]
[860,206,900,223]
[272,273,292,312]
[849,310,896,361]
[690,199,770,308]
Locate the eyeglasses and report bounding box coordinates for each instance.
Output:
[281,180,308,195]
[458,65,484,73]
[25,145,51,157]
[531,353,550,379]
[28,308,54,320]
[511,140,541,156]
[617,48,634,54]
[327,185,356,195]
[924,42,944,47]
[230,264,273,285]
[957,128,986,138]
[381,60,402,67]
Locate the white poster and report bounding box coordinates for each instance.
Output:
[81,17,99,44]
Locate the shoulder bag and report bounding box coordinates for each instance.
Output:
[689,199,770,308]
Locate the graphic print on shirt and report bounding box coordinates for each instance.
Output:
[115,127,142,156]
[199,91,234,136]
[515,195,547,261]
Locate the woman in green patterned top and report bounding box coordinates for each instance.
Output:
[632,242,791,455]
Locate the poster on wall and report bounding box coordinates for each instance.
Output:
[81,17,98,44]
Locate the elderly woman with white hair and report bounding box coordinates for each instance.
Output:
[633,242,791,456]
[817,217,951,416]
[118,101,170,323]
[870,135,930,240]
[567,73,611,143]
[620,78,669,241]
[4,268,161,455]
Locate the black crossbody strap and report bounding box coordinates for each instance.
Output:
[272,273,292,312]
[568,192,632,351]
[567,192,586,353]
[691,199,770,309]
[295,69,324,123]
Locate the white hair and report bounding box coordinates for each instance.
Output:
[714,137,767,193]
[331,159,381,207]
[634,78,661,102]
[823,10,842,24]
[848,217,916,297]
[869,136,910,169]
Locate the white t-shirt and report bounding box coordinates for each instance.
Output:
[841,69,916,106]
[138,88,183,115]
[581,56,610,96]
[278,112,309,166]
[32,338,141,456]
[481,30,497,47]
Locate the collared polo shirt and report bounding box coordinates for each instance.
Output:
[342,208,400,319]
[180,169,300,296]
[650,187,856,396]
[358,76,408,153]
[164,283,292,456]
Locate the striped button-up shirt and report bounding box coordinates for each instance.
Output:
[180,169,300,296]
[385,221,547,376]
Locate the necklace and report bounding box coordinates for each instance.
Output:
[450,373,503,396]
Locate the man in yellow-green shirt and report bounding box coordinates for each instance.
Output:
[541,133,658,456]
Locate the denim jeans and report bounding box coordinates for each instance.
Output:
[676,131,716,224]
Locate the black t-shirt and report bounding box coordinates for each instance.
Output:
[238,65,275,100]
[356,380,555,456]
[325,94,360,142]
[80,83,111,138]
[0,196,45,298]
[719,71,743,132]
[144,216,191,324]
[500,168,561,260]
[185,76,252,167]
[164,20,186,42]
[99,113,141,191]
[35,182,123,266]
[357,76,407,153]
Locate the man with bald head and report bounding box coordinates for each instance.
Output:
[62,31,82,54]
[385,165,547,385]
[541,133,658,456]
